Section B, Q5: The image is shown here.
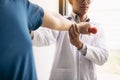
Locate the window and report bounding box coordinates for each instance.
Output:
[59,0,68,15]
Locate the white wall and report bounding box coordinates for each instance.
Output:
[29,0,59,12]
[83,0,120,80]
[89,0,120,50]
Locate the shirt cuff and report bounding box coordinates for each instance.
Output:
[77,43,87,56]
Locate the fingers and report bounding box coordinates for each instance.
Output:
[77,22,91,34]
[73,24,80,37]
[72,24,77,37]
[69,24,74,40]
[69,24,80,40]
[74,24,80,34]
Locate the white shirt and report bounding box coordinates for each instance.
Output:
[32,12,108,80]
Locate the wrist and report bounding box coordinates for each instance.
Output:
[77,43,87,56]
[77,42,83,50]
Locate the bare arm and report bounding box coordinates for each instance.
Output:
[41,9,73,30]
[41,8,90,32]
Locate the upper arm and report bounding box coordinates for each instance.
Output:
[41,8,73,31]
[41,9,60,29]
[26,1,44,30]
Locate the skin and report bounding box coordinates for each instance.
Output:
[68,0,91,49]
[41,8,90,34]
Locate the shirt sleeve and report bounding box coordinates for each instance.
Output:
[77,43,87,56]
[32,27,59,47]
[78,25,109,65]
[26,1,44,30]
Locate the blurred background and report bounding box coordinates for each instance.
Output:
[30,0,120,80]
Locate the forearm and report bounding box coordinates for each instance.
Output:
[77,32,108,65]
[41,9,75,31]
[85,25,109,65]
[85,44,109,65]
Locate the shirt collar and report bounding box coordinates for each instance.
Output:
[70,12,90,23]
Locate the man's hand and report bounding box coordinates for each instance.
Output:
[77,22,91,34]
[69,24,83,49]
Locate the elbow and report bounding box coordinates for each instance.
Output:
[97,57,108,66]
[97,51,109,66]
